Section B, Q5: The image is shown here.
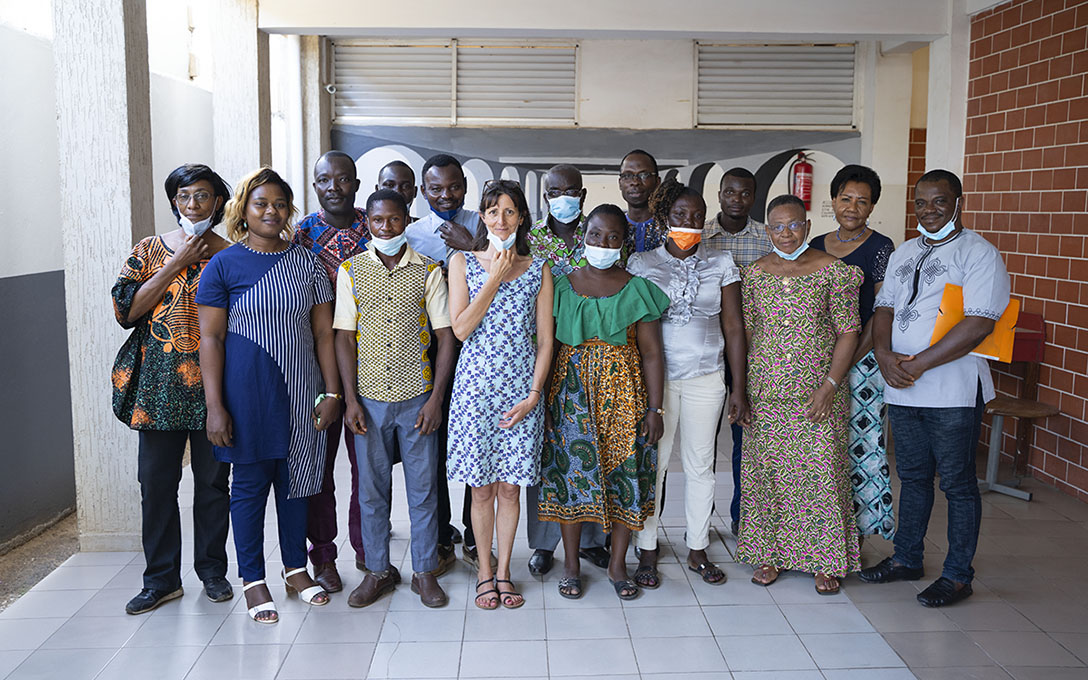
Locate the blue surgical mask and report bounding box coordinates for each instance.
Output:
[584,244,621,270]
[180,214,215,237]
[917,198,960,241]
[430,206,460,221]
[772,241,810,262]
[547,195,582,224]
[370,233,407,256]
[486,230,517,251]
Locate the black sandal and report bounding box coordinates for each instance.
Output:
[610,578,639,600]
[474,577,499,610]
[633,564,660,589]
[557,577,583,600]
[688,561,726,585]
[495,579,525,609]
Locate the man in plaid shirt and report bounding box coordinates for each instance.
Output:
[701,167,770,537]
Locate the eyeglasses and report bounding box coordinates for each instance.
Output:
[619,171,657,183]
[175,191,212,205]
[544,188,581,199]
[767,221,807,233]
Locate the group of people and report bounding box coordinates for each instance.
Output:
[112,146,1009,624]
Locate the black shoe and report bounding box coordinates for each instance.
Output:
[917,577,973,608]
[579,546,610,569]
[528,549,554,576]
[858,557,925,584]
[449,525,463,545]
[203,577,234,603]
[730,520,739,537]
[125,587,183,614]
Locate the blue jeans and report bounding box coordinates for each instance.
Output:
[888,387,984,584]
[355,393,439,574]
[230,458,308,582]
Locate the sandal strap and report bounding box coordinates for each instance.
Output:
[298,585,327,604]
[282,568,308,579]
[242,579,268,593]
[247,601,277,616]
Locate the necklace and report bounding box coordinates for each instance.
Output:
[835,226,867,243]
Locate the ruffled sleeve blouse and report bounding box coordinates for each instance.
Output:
[552,275,670,347]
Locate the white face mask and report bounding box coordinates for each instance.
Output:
[917,198,960,241]
[486,230,517,251]
[584,244,621,270]
[180,214,215,237]
[772,240,810,262]
[370,233,407,256]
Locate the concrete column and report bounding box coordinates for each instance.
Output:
[301,35,332,214]
[211,0,271,187]
[926,0,970,176]
[53,0,154,551]
[859,43,914,244]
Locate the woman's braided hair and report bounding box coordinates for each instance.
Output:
[649,176,703,230]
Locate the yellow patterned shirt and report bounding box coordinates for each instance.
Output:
[332,244,451,402]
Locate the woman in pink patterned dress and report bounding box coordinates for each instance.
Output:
[736,194,863,595]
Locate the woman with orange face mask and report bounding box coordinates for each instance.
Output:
[627,178,750,590]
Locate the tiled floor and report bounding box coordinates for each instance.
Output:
[3,436,1088,679]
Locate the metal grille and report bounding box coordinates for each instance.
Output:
[331,41,577,126]
[455,44,576,124]
[696,44,856,127]
[332,42,453,123]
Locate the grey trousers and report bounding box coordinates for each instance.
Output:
[355,392,439,574]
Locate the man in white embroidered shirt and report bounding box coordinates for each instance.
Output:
[859,169,1010,608]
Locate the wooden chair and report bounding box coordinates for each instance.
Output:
[980,312,1058,501]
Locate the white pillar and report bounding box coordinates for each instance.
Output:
[53,0,154,551]
[301,35,332,214]
[926,0,971,176]
[859,43,914,244]
[211,0,271,187]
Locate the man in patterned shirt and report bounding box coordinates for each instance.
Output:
[334,189,455,608]
[523,164,610,576]
[293,150,370,594]
[701,167,771,537]
[619,149,664,256]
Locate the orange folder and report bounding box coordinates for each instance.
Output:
[930,284,1020,362]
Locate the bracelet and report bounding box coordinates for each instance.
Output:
[824,376,838,388]
[314,393,343,408]
[529,389,542,395]
[646,407,664,416]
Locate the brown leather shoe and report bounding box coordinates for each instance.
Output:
[313,561,343,593]
[411,572,448,608]
[347,570,396,608]
[431,544,456,577]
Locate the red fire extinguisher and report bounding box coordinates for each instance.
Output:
[789,152,813,210]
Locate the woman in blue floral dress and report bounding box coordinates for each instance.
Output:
[447,180,555,610]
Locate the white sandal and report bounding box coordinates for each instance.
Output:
[283,568,328,606]
[242,580,278,624]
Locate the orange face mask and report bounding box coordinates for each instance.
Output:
[668,228,702,251]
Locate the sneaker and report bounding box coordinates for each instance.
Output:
[125,587,183,614]
[203,577,234,603]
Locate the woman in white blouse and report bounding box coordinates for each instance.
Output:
[628,178,749,588]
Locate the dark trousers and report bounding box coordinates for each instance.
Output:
[356,393,439,573]
[306,416,364,565]
[433,341,472,548]
[137,430,229,591]
[728,421,743,523]
[888,386,985,584]
[231,458,309,582]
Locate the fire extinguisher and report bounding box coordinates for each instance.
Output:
[789,152,813,210]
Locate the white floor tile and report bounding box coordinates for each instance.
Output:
[702,604,793,636]
[0,590,97,620]
[293,611,384,644]
[801,632,907,669]
[94,645,203,680]
[2,648,115,680]
[717,634,818,671]
[0,619,68,651]
[275,642,374,679]
[545,606,629,640]
[367,641,461,678]
[458,640,547,678]
[0,650,31,679]
[624,605,711,637]
[632,636,728,674]
[379,610,465,643]
[185,643,291,680]
[124,612,227,647]
[40,615,145,649]
[208,612,306,646]
[464,607,545,641]
[547,638,638,677]
[779,603,876,634]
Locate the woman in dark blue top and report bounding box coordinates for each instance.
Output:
[810,164,896,542]
[197,168,342,624]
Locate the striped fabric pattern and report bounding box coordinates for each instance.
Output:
[226,244,334,498]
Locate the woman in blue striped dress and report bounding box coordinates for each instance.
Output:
[197,168,343,624]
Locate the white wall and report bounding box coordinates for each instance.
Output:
[578,40,693,129]
[150,74,215,234]
[0,24,63,278]
[259,0,950,40]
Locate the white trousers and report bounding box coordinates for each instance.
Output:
[635,371,726,551]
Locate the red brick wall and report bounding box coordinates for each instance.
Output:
[965,0,1088,501]
[907,128,927,232]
